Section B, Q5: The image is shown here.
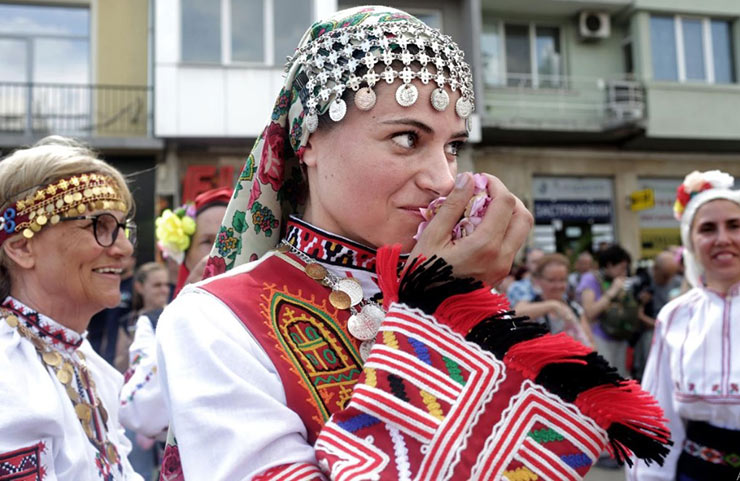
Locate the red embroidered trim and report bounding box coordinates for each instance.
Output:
[251,462,326,481]
[2,298,83,352]
[284,217,377,272]
[0,442,46,481]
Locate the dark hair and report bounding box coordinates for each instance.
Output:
[597,244,631,269]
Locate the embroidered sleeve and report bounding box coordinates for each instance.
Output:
[0,442,48,481]
[626,303,686,481]
[119,315,168,437]
[251,463,327,481]
[314,248,671,481]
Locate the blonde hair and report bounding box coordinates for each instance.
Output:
[0,136,134,298]
[533,253,570,278]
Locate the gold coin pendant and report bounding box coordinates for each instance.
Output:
[329,290,351,310]
[42,351,62,367]
[305,263,328,280]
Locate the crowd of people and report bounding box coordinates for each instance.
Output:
[0,5,737,481]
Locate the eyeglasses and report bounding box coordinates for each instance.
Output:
[60,213,137,248]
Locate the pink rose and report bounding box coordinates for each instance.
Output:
[414,174,491,241]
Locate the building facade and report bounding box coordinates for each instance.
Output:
[0,0,161,262]
[474,0,740,259]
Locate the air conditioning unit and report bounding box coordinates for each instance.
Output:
[579,11,610,40]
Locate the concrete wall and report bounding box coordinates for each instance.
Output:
[474,147,740,258]
[96,0,148,87]
[632,0,740,17]
[645,82,740,139]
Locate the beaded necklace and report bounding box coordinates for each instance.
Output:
[2,308,120,466]
[278,240,385,360]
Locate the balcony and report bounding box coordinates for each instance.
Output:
[482,74,646,143]
[0,82,159,148]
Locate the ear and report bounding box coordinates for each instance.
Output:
[301,137,319,168]
[2,236,36,270]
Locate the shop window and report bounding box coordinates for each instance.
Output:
[481,20,562,88]
[181,0,312,65]
[650,15,735,84]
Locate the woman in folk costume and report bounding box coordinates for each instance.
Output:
[627,171,740,481]
[0,137,142,480]
[156,6,671,480]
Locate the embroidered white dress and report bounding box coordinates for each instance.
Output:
[0,297,143,481]
[626,283,740,480]
[119,314,168,439]
[156,252,381,480]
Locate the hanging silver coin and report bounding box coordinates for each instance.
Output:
[354,87,377,111]
[360,303,385,324]
[455,97,473,119]
[335,278,363,306]
[395,83,418,107]
[347,311,380,341]
[329,98,347,122]
[305,112,319,133]
[430,88,450,112]
[359,339,375,362]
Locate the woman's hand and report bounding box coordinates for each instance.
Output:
[408,172,533,286]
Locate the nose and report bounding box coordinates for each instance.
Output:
[416,147,456,196]
[109,226,134,257]
[716,225,731,244]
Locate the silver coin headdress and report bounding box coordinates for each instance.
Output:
[287,14,475,134]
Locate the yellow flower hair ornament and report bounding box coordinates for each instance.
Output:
[155,205,197,264]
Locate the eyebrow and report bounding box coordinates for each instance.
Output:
[380,118,469,140]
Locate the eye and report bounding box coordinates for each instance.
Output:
[446,140,466,157]
[391,132,418,149]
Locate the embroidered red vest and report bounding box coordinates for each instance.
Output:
[201,251,364,443]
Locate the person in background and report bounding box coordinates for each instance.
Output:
[515,253,595,347]
[115,262,169,480]
[155,188,231,298]
[88,251,135,365]
[505,247,544,307]
[568,250,593,301]
[155,7,669,480]
[0,137,142,480]
[577,244,633,377]
[627,170,740,480]
[119,188,230,479]
[631,250,681,381]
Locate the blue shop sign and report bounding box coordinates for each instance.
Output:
[534,200,612,223]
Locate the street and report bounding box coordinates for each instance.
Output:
[586,466,627,481]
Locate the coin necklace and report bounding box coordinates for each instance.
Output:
[278,240,385,360]
[2,309,120,466]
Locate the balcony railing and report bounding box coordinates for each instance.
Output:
[483,74,645,132]
[0,82,152,138]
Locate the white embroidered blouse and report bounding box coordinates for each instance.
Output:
[119,313,168,439]
[627,283,740,480]
[0,297,142,481]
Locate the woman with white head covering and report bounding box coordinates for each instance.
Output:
[155,7,670,480]
[0,137,142,480]
[627,170,740,480]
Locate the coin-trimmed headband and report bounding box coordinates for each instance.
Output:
[0,173,128,246]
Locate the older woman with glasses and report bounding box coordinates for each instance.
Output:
[0,137,142,480]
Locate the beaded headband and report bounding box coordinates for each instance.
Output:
[287,19,475,133]
[0,173,128,246]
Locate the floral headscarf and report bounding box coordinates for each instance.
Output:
[204,6,473,278]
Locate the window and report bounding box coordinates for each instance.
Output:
[181,0,312,65]
[0,3,89,83]
[481,20,562,88]
[650,15,735,84]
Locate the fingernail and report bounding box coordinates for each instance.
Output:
[455,173,469,189]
